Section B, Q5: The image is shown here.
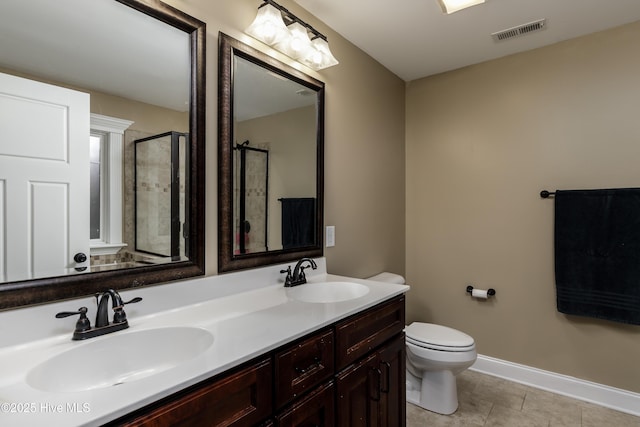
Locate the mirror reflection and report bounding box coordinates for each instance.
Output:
[135,131,188,260]
[233,56,317,254]
[218,33,324,272]
[0,0,201,288]
[0,0,205,307]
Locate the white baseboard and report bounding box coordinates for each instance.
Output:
[470,354,640,417]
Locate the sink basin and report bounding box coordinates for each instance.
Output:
[27,326,214,392]
[287,281,369,303]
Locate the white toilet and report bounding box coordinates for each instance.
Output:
[367,272,477,415]
[405,322,477,414]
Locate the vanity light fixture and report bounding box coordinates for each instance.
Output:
[245,0,339,71]
[437,0,485,14]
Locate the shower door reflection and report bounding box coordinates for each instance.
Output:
[233,142,269,254]
[134,131,187,260]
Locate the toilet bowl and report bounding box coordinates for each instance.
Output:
[405,322,477,415]
[366,272,477,415]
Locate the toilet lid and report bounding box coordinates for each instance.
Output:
[405,322,475,350]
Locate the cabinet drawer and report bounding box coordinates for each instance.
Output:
[275,329,334,409]
[335,296,405,369]
[118,358,272,427]
[276,381,335,427]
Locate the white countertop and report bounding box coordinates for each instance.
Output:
[0,259,409,426]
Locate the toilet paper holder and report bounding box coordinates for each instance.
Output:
[466,285,496,297]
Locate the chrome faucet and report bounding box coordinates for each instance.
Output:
[56,289,142,340]
[281,258,317,287]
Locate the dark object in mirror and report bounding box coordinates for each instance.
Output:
[218,33,324,272]
[0,0,206,309]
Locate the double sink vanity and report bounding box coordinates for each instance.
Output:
[0,258,409,426]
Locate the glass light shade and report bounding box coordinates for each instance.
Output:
[303,37,339,70]
[276,22,313,60]
[437,0,485,14]
[245,3,288,45]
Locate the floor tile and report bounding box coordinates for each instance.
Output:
[471,372,528,411]
[485,404,550,427]
[522,388,582,426]
[407,402,485,427]
[406,370,640,427]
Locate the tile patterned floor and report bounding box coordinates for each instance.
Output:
[406,370,640,427]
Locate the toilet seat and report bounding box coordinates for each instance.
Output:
[405,322,475,352]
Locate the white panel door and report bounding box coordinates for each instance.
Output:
[0,72,89,282]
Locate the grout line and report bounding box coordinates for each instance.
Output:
[482,403,494,426]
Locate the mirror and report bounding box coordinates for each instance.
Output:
[0,0,205,309]
[218,33,324,272]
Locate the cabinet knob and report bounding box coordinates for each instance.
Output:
[74,252,87,263]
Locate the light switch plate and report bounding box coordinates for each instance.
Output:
[326,226,335,247]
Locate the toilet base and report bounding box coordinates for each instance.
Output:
[406,368,459,415]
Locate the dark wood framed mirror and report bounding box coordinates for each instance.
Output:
[218,33,324,272]
[0,0,205,309]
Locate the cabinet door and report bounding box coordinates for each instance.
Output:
[276,381,335,427]
[336,353,381,427]
[118,358,272,427]
[378,334,406,427]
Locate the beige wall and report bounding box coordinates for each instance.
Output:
[163,0,406,277]
[406,21,640,392]
[90,92,188,134]
[0,66,188,134]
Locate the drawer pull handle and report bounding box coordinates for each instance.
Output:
[294,357,321,374]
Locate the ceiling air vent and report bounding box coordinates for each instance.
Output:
[491,19,546,42]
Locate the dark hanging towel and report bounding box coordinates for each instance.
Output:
[554,188,640,325]
[281,198,316,249]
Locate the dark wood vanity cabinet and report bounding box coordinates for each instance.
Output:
[117,358,273,427]
[335,296,405,369]
[275,329,334,409]
[377,334,407,427]
[112,295,405,427]
[335,296,406,427]
[335,335,405,427]
[275,381,335,427]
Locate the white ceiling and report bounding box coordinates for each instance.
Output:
[235,57,317,122]
[294,0,640,81]
[0,0,190,111]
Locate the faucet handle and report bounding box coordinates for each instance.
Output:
[122,297,142,306]
[297,260,317,283]
[280,266,293,286]
[113,296,142,324]
[55,306,91,333]
[280,266,292,277]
